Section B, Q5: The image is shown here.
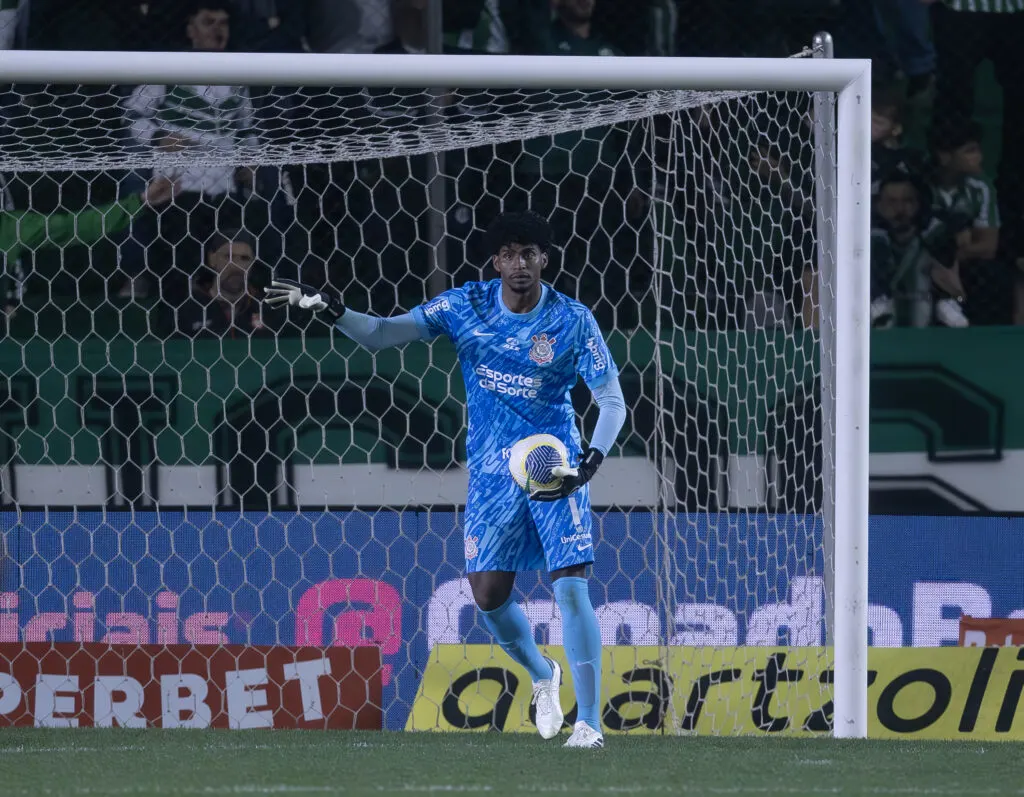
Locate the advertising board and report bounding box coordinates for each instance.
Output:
[0,643,381,729]
[2,511,1022,729]
[407,645,1024,740]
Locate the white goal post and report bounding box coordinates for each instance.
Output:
[0,46,870,737]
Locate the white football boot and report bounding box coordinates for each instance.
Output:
[531,656,564,740]
[564,720,604,749]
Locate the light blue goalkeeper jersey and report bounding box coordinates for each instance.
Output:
[410,280,619,475]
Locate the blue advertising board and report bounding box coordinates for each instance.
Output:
[1,511,1021,729]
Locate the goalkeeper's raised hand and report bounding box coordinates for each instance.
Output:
[529,448,604,502]
[263,278,346,323]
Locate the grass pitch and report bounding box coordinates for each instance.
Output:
[1,729,1022,796]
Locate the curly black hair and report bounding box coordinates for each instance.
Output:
[483,210,554,256]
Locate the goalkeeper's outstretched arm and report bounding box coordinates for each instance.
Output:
[263,279,427,351]
[334,310,424,350]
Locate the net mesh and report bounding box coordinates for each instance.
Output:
[0,64,837,734]
[0,85,747,170]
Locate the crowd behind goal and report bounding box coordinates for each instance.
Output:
[0,0,1022,336]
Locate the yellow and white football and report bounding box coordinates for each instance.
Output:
[508,433,570,492]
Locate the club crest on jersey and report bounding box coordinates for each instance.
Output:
[528,333,557,365]
[464,535,479,560]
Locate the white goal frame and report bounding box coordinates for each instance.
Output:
[0,48,871,738]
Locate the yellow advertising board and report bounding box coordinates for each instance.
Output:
[406,645,1024,740]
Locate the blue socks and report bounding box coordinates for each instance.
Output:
[480,581,603,734]
[480,594,553,683]
[553,577,603,733]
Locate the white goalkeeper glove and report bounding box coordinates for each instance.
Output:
[263,278,346,323]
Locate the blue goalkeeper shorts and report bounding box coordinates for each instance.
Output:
[461,471,594,574]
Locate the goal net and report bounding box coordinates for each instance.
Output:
[0,49,868,736]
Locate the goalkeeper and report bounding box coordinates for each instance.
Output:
[266,211,626,749]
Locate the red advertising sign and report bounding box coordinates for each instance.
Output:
[0,643,382,729]
[959,616,1024,647]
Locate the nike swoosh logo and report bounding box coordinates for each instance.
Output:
[577,543,593,552]
[471,330,494,337]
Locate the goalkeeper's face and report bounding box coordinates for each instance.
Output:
[493,243,547,295]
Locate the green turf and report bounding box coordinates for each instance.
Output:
[1,729,1022,796]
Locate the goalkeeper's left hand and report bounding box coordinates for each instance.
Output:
[529,448,603,502]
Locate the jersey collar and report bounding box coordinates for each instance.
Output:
[497,282,550,321]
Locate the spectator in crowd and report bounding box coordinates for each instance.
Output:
[119,1,305,53]
[2,176,177,320]
[929,120,999,264]
[119,1,292,301]
[176,228,279,337]
[928,0,1024,227]
[871,171,967,328]
[871,83,924,197]
[928,119,1011,323]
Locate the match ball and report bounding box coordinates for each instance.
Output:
[508,434,570,492]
